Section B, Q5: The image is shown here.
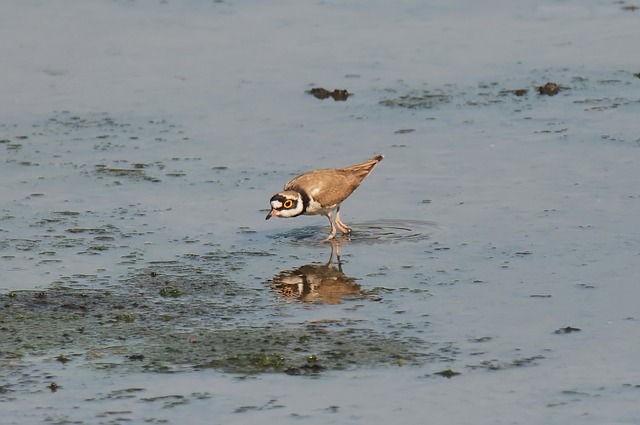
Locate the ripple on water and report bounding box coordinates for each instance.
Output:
[268,219,444,245]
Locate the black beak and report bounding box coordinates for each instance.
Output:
[265,210,273,220]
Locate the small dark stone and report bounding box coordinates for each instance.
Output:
[308,87,331,99]
[554,326,581,334]
[537,82,560,96]
[127,354,145,361]
[434,369,460,378]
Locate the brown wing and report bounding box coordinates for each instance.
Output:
[336,155,384,175]
[285,155,383,206]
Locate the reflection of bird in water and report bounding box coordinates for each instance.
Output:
[270,240,364,304]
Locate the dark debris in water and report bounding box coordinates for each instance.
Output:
[433,368,461,378]
[379,89,452,109]
[95,165,162,183]
[554,326,581,334]
[500,88,529,97]
[537,82,562,96]
[467,355,545,371]
[377,72,640,116]
[306,87,352,101]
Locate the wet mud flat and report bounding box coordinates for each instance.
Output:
[0,244,463,425]
[1,256,439,377]
[1,219,463,382]
[0,241,554,424]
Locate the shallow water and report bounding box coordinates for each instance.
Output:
[2,0,640,424]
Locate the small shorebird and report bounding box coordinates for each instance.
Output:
[265,154,384,240]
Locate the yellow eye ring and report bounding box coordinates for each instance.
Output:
[283,199,293,209]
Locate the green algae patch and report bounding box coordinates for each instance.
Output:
[0,265,428,375]
[379,89,452,109]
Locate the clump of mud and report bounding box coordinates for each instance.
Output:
[306,87,352,101]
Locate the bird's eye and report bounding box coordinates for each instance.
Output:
[283,199,294,209]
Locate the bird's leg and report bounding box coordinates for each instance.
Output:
[335,205,351,235]
[333,239,343,270]
[323,211,337,241]
[326,238,343,267]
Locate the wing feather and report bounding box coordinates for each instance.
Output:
[284,155,383,207]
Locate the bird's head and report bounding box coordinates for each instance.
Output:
[265,191,304,219]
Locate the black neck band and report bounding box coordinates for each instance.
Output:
[293,187,310,215]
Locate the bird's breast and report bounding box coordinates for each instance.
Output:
[304,197,337,216]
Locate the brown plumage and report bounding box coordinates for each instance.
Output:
[266,155,384,240]
[285,154,383,207]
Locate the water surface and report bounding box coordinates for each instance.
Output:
[1,1,640,424]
